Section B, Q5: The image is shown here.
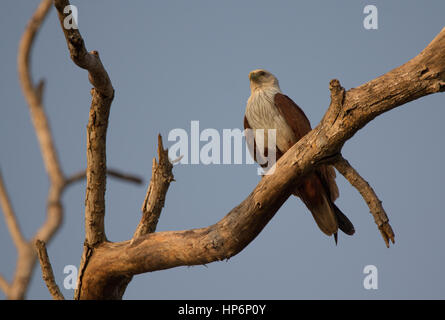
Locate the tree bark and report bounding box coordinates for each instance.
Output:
[133,134,174,240]
[34,240,64,300]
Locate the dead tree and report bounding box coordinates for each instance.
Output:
[2,0,444,299]
[0,0,142,300]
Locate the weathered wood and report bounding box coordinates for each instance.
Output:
[132,135,174,240]
[333,155,394,247]
[34,240,64,300]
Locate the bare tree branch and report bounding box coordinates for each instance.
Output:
[54,0,114,248]
[0,0,62,300]
[323,79,394,247]
[53,0,116,300]
[53,1,113,97]
[132,135,174,240]
[18,0,63,185]
[18,0,65,246]
[333,156,395,247]
[34,240,64,300]
[65,169,143,186]
[0,274,9,295]
[106,169,144,185]
[0,171,26,250]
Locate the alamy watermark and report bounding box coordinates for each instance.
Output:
[167,121,277,175]
[61,263,381,291]
[363,264,378,290]
[63,5,78,30]
[363,5,378,30]
[63,265,77,290]
[62,5,378,32]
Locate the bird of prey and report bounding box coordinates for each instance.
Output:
[244,69,355,243]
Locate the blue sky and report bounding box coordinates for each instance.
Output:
[1,0,445,299]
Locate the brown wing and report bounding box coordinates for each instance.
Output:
[274,93,340,235]
[274,93,312,141]
[274,93,339,200]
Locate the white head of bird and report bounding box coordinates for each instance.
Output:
[248,69,280,93]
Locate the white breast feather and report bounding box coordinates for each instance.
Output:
[245,87,297,153]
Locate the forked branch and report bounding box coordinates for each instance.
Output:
[322,80,395,247]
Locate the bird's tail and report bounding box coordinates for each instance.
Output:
[294,174,355,242]
[295,174,339,236]
[332,202,355,236]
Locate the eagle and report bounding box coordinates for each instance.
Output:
[244,69,355,243]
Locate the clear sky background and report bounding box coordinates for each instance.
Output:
[1,0,445,299]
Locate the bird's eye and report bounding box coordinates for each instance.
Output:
[259,71,266,76]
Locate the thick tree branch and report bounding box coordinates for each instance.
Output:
[333,156,395,247]
[53,0,116,299]
[75,27,445,299]
[132,135,174,240]
[34,240,64,300]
